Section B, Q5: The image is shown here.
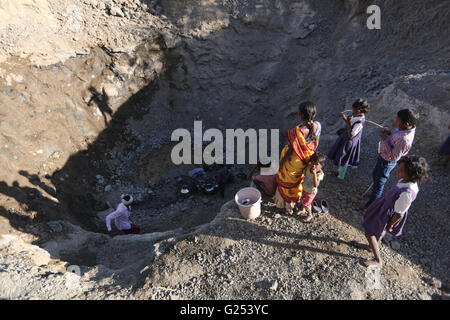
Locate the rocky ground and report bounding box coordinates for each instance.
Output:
[0,0,449,299]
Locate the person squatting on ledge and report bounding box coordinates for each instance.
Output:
[106,194,141,234]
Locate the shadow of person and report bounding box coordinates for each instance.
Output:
[0,179,60,236]
[88,86,113,127]
[18,170,56,198]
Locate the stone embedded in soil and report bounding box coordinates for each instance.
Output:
[432,278,442,289]
[270,280,278,291]
[390,240,401,250]
[47,221,63,233]
[110,6,125,17]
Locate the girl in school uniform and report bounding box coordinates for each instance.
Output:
[354,155,428,268]
[327,99,370,180]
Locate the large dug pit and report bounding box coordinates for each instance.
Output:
[0,0,449,299]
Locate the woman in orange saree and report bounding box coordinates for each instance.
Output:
[274,101,320,214]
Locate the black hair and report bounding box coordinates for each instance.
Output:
[397,108,419,126]
[352,98,370,113]
[122,195,131,201]
[310,152,326,165]
[298,101,317,140]
[398,155,429,183]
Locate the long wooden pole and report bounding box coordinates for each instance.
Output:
[342,110,387,129]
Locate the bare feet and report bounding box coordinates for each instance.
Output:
[303,215,314,223]
[295,208,306,216]
[361,259,382,268]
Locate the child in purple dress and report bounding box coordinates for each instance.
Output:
[327,99,370,180]
[354,155,428,268]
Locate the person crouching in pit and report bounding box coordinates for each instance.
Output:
[106,194,141,234]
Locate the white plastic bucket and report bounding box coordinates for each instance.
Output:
[235,187,262,220]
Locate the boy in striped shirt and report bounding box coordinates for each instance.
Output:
[364,108,419,208]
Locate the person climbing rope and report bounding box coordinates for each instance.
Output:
[105,194,141,234]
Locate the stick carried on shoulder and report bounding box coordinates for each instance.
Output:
[366,120,387,129]
[342,110,387,129]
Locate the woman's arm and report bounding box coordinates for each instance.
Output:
[105,208,121,232]
[379,128,391,140]
[314,122,321,148]
[314,132,320,148]
[313,170,321,188]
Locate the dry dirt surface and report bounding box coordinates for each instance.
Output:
[0,0,449,300]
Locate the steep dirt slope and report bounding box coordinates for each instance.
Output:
[0,0,449,299]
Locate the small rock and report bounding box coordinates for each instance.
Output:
[76,49,90,55]
[104,185,112,192]
[103,0,113,9]
[110,6,125,17]
[154,5,163,15]
[270,280,278,291]
[47,221,63,233]
[432,278,442,289]
[390,240,400,250]
[383,233,393,242]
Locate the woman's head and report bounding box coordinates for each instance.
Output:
[310,152,326,171]
[121,194,134,206]
[298,101,317,140]
[397,155,429,183]
[298,101,317,123]
[352,98,370,114]
[396,108,419,129]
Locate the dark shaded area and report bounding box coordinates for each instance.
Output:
[0,35,169,237]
